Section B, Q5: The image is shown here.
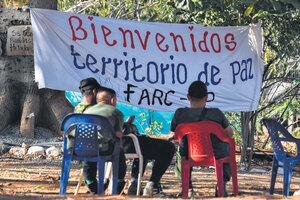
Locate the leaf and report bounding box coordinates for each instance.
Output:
[252,9,266,18]
[147,13,158,22]
[21,166,29,175]
[187,0,195,12]
[176,0,187,9]
[21,166,28,171]
[272,1,281,11]
[244,4,254,16]
[191,0,202,8]
[34,185,44,189]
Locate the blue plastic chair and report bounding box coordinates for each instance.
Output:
[59,113,120,195]
[262,118,300,196]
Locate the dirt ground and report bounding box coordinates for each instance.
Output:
[0,156,300,200]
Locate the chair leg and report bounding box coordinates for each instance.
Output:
[136,156,143,196]
[104,162,113,195]
[283,162,292,196]
[181,158,190,197]
[230,160,239,196]
[215,160,224,197]
[74,169,84,195]
[270,157,279,195]
[98,158,106,194]
[111,156,119,194]
[105,162,113,179]
[59,158,72,195]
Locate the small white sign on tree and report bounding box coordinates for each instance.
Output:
[6,25,33,56]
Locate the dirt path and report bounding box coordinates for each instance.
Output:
[0,157,299,199]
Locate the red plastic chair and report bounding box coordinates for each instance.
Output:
[174,121,238,197]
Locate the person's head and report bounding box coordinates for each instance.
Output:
[187,80,214,107]
[96,87,117,107]
[79,77,102,104]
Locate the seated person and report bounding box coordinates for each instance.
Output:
[169,80,234,197]
[72,78,127,194]
[122,116,176,197]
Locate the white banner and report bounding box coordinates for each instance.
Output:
[31,8,264,112]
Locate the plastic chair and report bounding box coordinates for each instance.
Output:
[123,133,144,195]
[103,134,144,195]
[75,162,115,195]
[174,121,238,197]
[75,133,144,196]
[262,118,300,196]
[59,113,120,195]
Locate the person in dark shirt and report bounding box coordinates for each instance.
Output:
[170,80,234,197]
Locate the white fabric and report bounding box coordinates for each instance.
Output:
[31,8,264,112]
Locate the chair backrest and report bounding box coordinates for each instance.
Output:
[175,121,230,163]
[262,118,299,161]
[61,113,115,159]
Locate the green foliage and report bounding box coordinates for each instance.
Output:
[225,112,242,145]
[33,185,44,189]
[58,0,299,149]
[257,97,300,141]
[268,99,299,120]
[21,166,29,175]
[170,0,299,149]
[294,127,300,139]
[58,0,175,22]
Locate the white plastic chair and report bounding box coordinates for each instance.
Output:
[74,163,114,195]
[74,133,143,196]
[123,133,144,196]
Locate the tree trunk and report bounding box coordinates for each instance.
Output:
[28,0,58,9]
[240,111,257,170]
[20,83,40,138]
[240,112,250,170]
[0,71,20,131]
[38,89,74,136]
[0,0,73,137]
[247,111,257,170]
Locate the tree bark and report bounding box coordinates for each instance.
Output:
[0,0,73,137]
[38,89,73,136]
[240,112,250,169]
[240,111,257,170]
[0,75,20,131]
[20,84,40,138]
[247,111,257,170]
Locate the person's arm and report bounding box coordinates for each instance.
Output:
[225,125,234,138]
[157,131,174,140]
[168,131,179,145]
[167,111,179,142]
[217,108,233,138]
[114,109,124,138]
